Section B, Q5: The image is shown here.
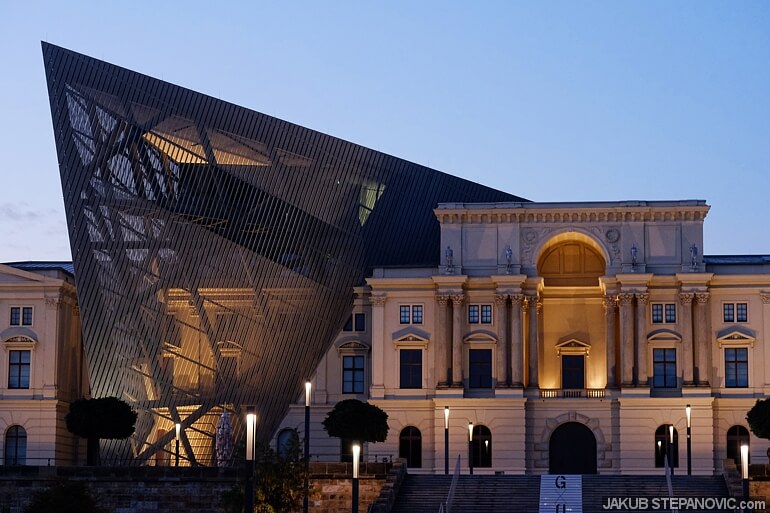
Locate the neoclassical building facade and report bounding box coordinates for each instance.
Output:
[276,200,770,475]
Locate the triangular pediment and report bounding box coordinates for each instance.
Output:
[555,338,590,356]
[717,329,755,347]
[394,332,430,344]
[0,264,50,284]
[392,326,430,342]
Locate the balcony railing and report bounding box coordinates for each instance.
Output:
[539,388,605,399]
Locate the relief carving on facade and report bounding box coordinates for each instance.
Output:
[695,292,710,304]
[369,295,387,307]
[678,293,694,305]
[618,293,635,306]
[436,295,450,307]
[635,293,649,305]
[602,295,617,312]
[761,293,770,305]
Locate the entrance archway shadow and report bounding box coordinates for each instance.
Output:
[549,422,597,474]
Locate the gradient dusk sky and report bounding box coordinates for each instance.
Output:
[1,1,768,261]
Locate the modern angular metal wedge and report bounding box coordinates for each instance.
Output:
[42,43,524,465]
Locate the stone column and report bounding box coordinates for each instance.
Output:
[436,295,450,386]
[680,293,694,385]
[510,294,525,387]
[527,295,539,388]
[694,292,710,385]
[619,293,635,386]
[370,295,387,398]
[603,296,617,388]
[451,294,465,387]
[495,294,508,387]
[636,293,649,385]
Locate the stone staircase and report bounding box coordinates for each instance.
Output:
[391,474,732,513]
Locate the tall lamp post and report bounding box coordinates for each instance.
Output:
[741,444,749,505]
[245,411,257,513]
[352,444,360,513]
[468,422,474,475]
[444,407,450,475]
[685,404,692,476]
[668,424,675,477]
[175,423,180,467]
[304,381,311,513]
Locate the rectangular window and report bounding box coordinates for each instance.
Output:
[399,349,422,389]
[652,304,676,324]
[342,355,365,394]
[652,348,677,388]
[22,307,33,326]
[400,306,411,324]
[10,307,20,326]
[343,313,366,332]
[354,313,366,332]
[724,303,748,323]
[411,305,423,324]
[9,350,31,389]
[468,349,492,388]
[468,304,492,324]
[725,348,748,388]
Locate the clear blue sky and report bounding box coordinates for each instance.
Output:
[1,1,768,260]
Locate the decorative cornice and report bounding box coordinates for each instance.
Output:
[679,293,694,305]
[435,203,710,225]
[695,292,710,304]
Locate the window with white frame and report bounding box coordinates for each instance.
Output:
[651,303,676,324]
[468,304,492,324]
[725,348,748,388]
[652,348,677,388]
[342,355,365,394]
[723,303,748,323]
[399,305,423,325]
[8,350,31,389]
[9,307,33,327]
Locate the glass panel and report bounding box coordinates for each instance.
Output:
[737,303,748,322]
[469,349,492,388]
[665,304,676,323]
[10,307,20,326]
[468,305,479,324]
[481,305,492,324]
[22,307,33,326]
[400,306,410,324]
[354,313,366,332]
[411,305,423,324]
[342,315,353,332]
[652,304,663,323]
[724,304,734,323]
[400,349,422,389]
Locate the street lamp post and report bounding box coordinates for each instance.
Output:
[352,444,360,513]
[468,422,474,475]
[444,407,450,475]
[245,411,257,513]
[741,444,749,505]
[668,425,675,477]
[175,423,180,467]
[686,404,692,476]
[304,381,311,513]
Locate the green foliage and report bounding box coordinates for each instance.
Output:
[66,397,137,439]
[24,482,108,513]
[322,399,389,443]
[747,398,770,440]
[222,437,310,513]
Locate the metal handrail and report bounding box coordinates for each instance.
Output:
[442,455,461,513]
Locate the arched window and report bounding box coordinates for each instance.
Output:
[399,427,422,468]
[5,425,26,465]
[654,425,678,468]
[277,428,299,460]
[727,425,750,465]
[472,425,492,468]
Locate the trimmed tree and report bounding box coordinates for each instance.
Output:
[322,399,389,461]
[66,397,137,465]
[747,398,770,461]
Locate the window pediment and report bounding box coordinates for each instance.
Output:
[335,338,370,354]
[555,339,590,357]
[0,327,38,345]
[717,329,755,348]
[463,330,497,345]
[393,331,429,348]
[647,329,682,344]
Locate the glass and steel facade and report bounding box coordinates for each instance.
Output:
[42,43,524,464]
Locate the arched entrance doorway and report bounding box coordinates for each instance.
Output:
[549,422,597,474]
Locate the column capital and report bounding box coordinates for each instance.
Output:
[602,295,617,312]
[436,295,450,306]
[370,294,387,306]
[495,294,508,306]
[636,293,649,305]
[618,293,635,306]
[510,294,525,306]
[695,292,710,304]
[761,293,770,304]
[679,292,694,305]
[450,294,465,305]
